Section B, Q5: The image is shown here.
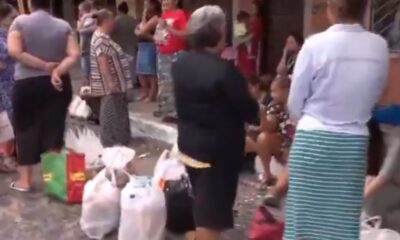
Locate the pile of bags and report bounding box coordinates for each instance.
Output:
[80,146,194,240]
[41,128,103,203]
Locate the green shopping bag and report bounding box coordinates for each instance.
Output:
[41,149,86,203]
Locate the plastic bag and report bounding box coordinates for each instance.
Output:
[164,176,195,234]
[153,148,186,189]
[102,147,136,189]
[119,176,166,240]
[69,95,91,119]
[248,206,284,240]
[65,128,103,170]
[361,216,400,240]
[80,170,120,240]
[0,111,14,143]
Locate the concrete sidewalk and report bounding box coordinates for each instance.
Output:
[129,102,177,145]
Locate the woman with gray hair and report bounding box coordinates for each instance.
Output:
[172,5,259,240]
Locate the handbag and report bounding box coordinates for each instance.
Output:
[248,206,284,240]
[164,176,195,234]
[41,149,86,203]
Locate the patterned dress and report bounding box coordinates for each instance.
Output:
[266,102,295,149]
[90,30,132,147]
[0,28,15,118]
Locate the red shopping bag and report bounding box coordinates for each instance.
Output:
[42,149,86,203]
[66,150,86,203]
[248,206,284,240]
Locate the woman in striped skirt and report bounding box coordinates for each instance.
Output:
[285,0,389,239]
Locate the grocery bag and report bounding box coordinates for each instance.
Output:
[102,147,136,189]
[65,128,103,169]
[164,176,195,234]
[80,170,120,240]
[154,148,195,234]
[119,176,166,240]
[69,95,92,119]
[0,111,14,143]
[361,216,400,240]
[248,206,284,240]
[41,149,86,203]
[153,149,186,189]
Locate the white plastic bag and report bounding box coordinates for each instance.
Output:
[119,176,166,240]
[361,216,400,240]
[76,100,92,119]
[153,148,187,189]
[0,111,14,143]
[102,147,136,188]
[80,170,120,240]
[65,128,103,169]
[69,95,91,119]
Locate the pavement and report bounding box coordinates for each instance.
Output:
[0,66,281,240]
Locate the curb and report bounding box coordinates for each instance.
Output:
[129,112,177,145]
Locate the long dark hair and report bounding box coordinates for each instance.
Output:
[147,0,161,18]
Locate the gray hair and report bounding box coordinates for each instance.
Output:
[186,5,226,49]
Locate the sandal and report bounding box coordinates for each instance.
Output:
[9,181,30,193]
[263,193,281,208]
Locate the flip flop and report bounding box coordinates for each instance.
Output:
[9,181,30,193]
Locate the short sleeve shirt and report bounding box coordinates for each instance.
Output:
[9,10,72,80]
[156,9,187,54]
[90,30,131,96]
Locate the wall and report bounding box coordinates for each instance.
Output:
[304,0,400,105]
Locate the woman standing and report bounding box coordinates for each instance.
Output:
[90,9,131,147]
[276,32,304,77]
[235,0,263,78]
[135,0,161,102]
[285,0,388,239]
[173,6,259,240]
[7,0,79,191]
[0,3,18,172]
[154,0,187,122]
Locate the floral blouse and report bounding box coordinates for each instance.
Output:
[266,102,295,149]
[0,27,15,115]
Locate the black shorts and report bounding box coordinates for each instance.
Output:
[12,75,72,165]
[187,162,240,230]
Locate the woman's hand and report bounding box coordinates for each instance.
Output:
[43,62,59,73]
[158,19,167,28]
[51,69,63,91]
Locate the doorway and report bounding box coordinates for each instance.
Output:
[261,0,304,73]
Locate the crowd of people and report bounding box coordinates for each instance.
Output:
[0,0,399,239]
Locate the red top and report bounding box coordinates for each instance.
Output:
[157,9,187,54]
[237,16,262,78]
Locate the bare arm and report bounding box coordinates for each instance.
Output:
[276,50,288,76]
[7,30,48,71]
[54,33,80,75]
[364,176,388,200]
[135,16,158,40]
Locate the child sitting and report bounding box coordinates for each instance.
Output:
[256,76,294,186]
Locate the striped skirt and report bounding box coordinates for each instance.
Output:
[284,130,368,240]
